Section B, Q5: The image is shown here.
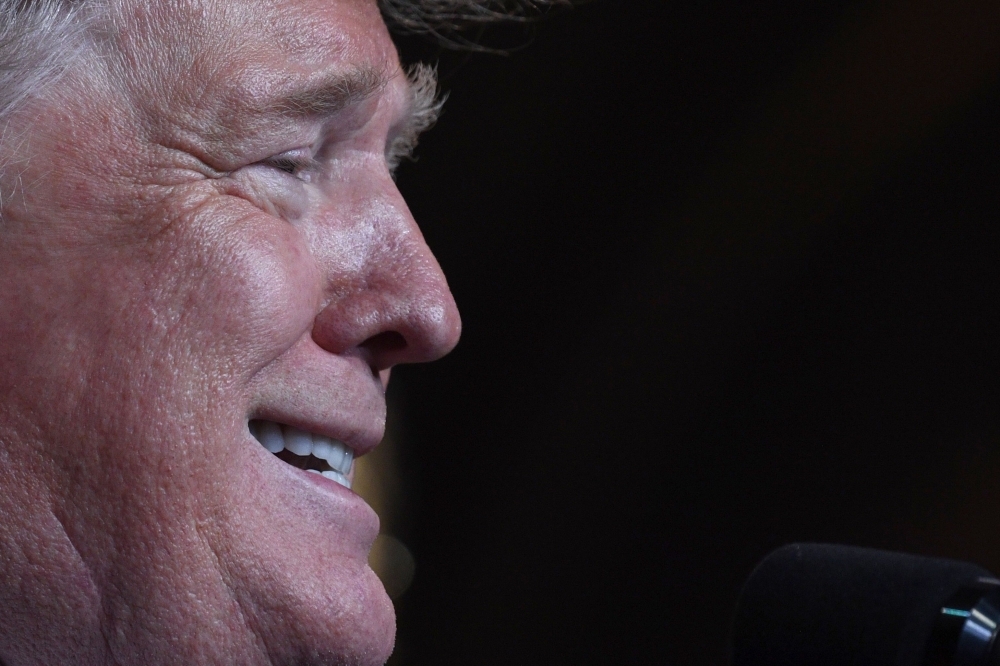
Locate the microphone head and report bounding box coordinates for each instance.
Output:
[730,543,998,666]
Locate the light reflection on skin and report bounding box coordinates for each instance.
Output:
[0,0,460,663]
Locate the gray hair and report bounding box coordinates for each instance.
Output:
[0,0,558,124]
[0,0,90,124]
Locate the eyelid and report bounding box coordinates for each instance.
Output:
[261,148,319,180]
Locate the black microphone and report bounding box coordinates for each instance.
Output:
[730,543,1000,666]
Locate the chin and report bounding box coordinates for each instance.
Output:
[217,459,397,665]
[280,564,397,665]
[337,567,397,666]
[216,543,397,664]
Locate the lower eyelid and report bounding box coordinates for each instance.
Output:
[228,163,311,209]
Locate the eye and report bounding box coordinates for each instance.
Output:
[267,157,301,175]
[260,149,318,182]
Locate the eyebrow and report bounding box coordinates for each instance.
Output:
[230,63,442,172]
[265,65,391,118]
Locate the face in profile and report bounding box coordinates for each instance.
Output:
[0,0,460,663]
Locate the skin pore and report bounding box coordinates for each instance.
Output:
[0,0,460,664]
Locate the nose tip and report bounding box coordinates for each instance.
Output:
[313,275,461,371]
[358,281,462,369]
[310,228,461,372]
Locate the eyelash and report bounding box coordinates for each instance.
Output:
[262,153,318,181]
[264,151,407,183]
[261,135,419,183]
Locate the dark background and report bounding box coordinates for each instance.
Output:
[383,1,1000,663]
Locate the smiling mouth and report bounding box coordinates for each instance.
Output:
[249,420,355,489]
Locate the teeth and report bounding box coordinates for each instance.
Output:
[321,470,350,489]
[313,436,354,474]
[249,420,355,482]
[312,468,350,490]
[283,426,313,456]
[258,421,285,454]
[312,438,335,461]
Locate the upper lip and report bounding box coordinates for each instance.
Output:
[246,340,388,458]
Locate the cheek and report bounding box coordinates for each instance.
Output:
[149,203,323,374]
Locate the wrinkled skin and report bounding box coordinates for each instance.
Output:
[0,0,460,663]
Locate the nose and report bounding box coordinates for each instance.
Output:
[309,194,462,372]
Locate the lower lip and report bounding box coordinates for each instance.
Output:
[263,450,380,555]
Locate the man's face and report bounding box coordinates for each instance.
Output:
[0,0,459,663]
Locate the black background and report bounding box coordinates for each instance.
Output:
[386,1,1000,663]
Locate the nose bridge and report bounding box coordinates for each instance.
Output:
[310,190,461,370]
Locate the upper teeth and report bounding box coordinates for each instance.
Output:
[250,420,355,483]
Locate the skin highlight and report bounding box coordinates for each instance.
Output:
[0,0,460,664]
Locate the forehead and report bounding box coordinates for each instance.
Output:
[109,0,402,145]
[118,0,395,63]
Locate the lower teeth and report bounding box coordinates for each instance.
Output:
[306,468,351,489]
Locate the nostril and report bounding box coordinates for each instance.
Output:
[362,331,407,359]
